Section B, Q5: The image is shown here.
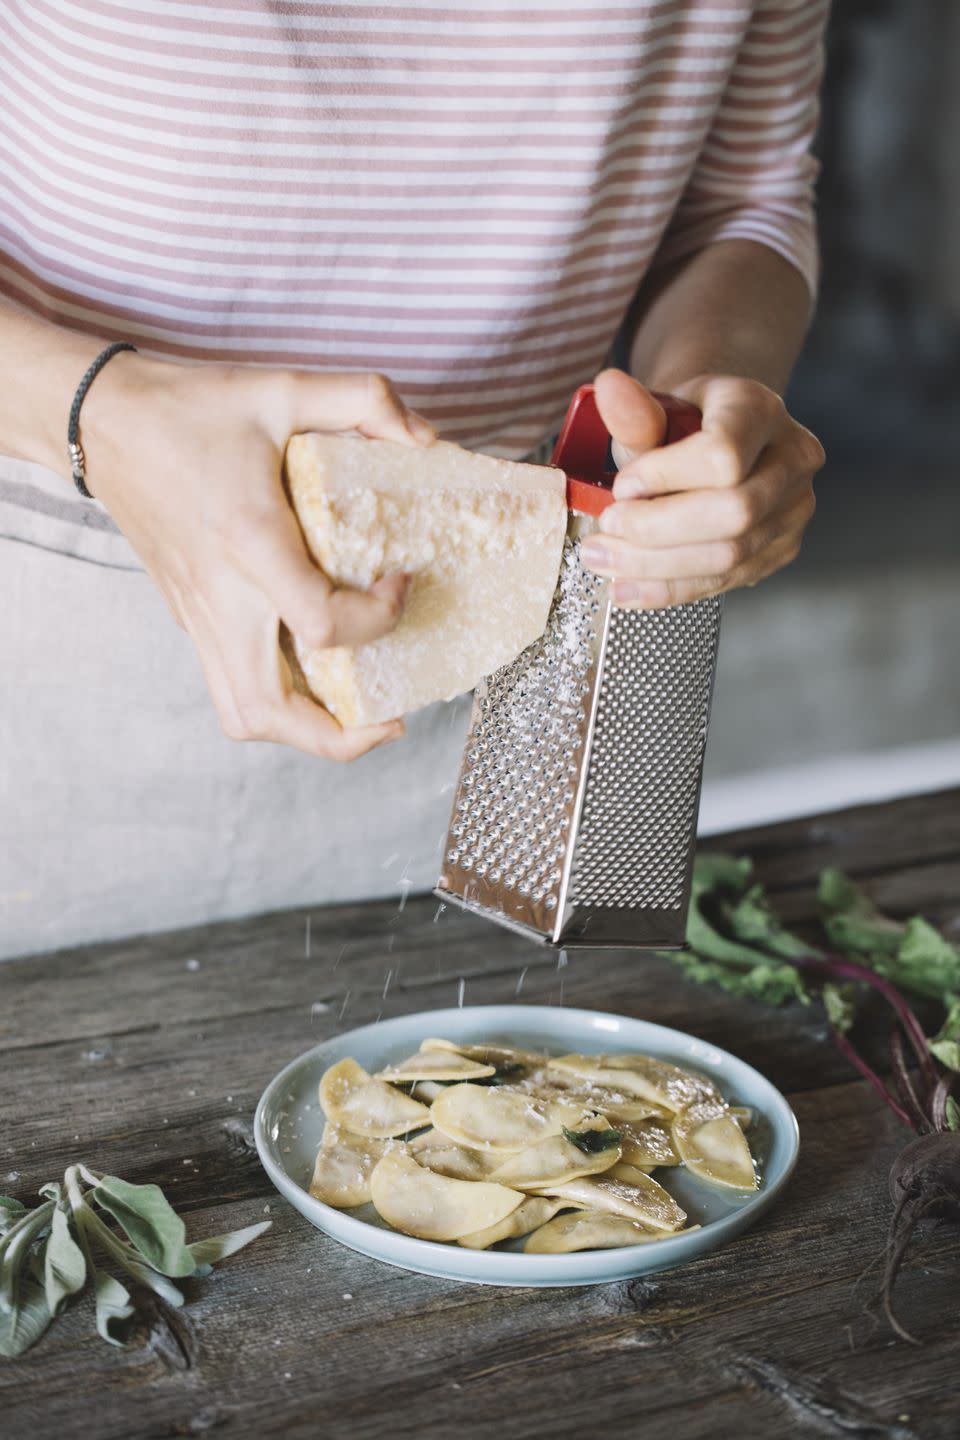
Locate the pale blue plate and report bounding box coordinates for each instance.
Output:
[255,1004,799,1287]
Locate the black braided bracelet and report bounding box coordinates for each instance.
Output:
[67,341,138,498]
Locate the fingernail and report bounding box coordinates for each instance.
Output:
[579,540,610,570]
[407,413,436,444]
[597,508,623,537]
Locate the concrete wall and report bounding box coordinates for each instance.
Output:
[700,0,960,829]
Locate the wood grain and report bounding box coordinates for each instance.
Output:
[1,788,958,1440]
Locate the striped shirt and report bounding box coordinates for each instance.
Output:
[0,0,826,460]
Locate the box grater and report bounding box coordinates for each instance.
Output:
[434,384,721,949]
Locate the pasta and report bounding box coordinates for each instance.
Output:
[310,1037,760,1252]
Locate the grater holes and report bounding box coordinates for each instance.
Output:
[442,539,603,911]
[570,596,720,911]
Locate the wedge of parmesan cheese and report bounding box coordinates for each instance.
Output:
[284,432,567,726]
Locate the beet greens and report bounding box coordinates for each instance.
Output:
[664,855,960,1342]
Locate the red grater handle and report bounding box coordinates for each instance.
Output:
[552,384,702,517]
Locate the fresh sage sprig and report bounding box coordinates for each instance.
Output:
[0,1164,270,1358]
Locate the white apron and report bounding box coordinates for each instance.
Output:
[0,453,472,961]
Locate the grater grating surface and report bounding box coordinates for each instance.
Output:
[441,540,603,938]
[570,595,722,912]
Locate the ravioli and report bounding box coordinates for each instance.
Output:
[531,1171,687,1233]
[525,1210,668,1254]
[672,1100,758,1190]
[547,1053,719,1114]
[457,1197,566,1250]
[369,1148,523,1241]
[319,1057,430,1139]
[375,1049,495,1083]
[408,1130,500,1183]
[309,1125,393,1208]
[488,1120,621,1189]
[617,1117,680,1169]
[430,1083,590,1154]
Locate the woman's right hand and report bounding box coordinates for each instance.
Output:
[82,355,436,761]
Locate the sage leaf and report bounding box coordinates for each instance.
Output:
[0,1277,52,1359]
[946,1097,960,1132]
[562,1125,622,1154]
[112,1252,186,1310]
[38,1183,62,1204]
[0,1200,55,1314]
[81,1209,186,1309]
[188,1219,272,1267]
[43,1208,86,1316]
[92,1177,195,1278]
[0,1199,27,1238]
[93,1270,136,1347]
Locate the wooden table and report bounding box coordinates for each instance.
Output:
[2,788,959,1440]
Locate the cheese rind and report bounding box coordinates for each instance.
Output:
[284,432,566,726]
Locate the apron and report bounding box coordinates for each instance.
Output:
[0,452,474,960]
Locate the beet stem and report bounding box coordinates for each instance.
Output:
[890,1026,932,1133]
[930,1073,955,1133]
[831,1028,915,1131]
[791,952,938,1102]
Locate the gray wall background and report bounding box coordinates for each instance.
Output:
[701,0,960,821]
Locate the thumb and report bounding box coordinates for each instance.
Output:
[594,368,667,467]
[284,370,436,447]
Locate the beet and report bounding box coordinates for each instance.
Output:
[787,951,960,1342]
[881,1132,960,1343]
[675,861,960,1343]
[888,1132,960,1215]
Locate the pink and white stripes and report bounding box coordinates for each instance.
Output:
[0,1,827,457]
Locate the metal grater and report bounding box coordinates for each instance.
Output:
[435,384,721,949]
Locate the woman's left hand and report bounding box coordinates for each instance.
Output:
[580,368,825,608]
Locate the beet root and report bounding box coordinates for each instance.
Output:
[889,1132,960,1216]
[883,1131,960,1342]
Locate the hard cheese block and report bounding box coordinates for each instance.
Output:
[285,432,567,726]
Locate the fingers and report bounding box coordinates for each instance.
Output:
[613,380,786,500]
[321,572,412,648]
[608,517,809,610]
[285,369,436,447]
[596,457,810,549]
[593,368,667,466]
[232,494,411,650]
[582,490,815,582]
[242,689,404,763]
[188,578,404,760]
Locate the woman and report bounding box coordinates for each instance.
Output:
[0,1,826,958]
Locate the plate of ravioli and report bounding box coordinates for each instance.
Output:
[254,1005,799,1286]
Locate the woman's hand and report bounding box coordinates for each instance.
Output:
[83,355,435,760]
[580,368,824,608]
